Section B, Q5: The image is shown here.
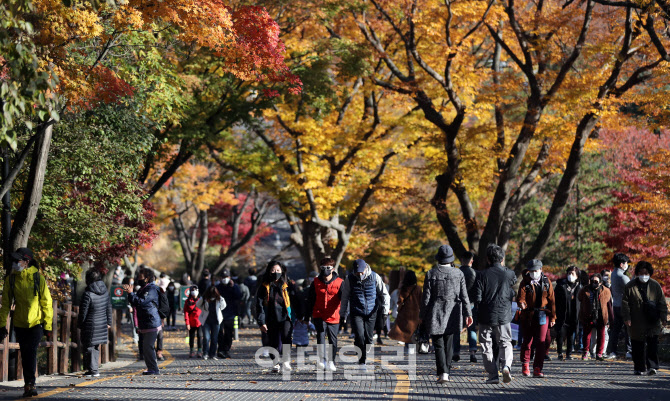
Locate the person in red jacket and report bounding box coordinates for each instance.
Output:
[184,285,203,358]
[305,257,343,372]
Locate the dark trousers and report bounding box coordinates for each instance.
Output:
[313,318,339,362]
[556,324,577,357]
[631,336,659,372]
[142,330,160,373]
[607,306,631,355]
[267,320,292,362]
[167,307,177,327]
[156,329,164,352]
[84,344,100,374]
[218,319,235,353]
[15,325,43,386]
[521,321,549,370]
[432,332,454,375]
[188,326,202,351]
[375,307,388,337]
[351,313,376,364]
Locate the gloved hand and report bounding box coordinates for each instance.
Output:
[0,327,7,342]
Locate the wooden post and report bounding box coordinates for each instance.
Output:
[47,300,58,375]
[1,314,9,381]
[71,306,81,373]
[58,303,71,374]
[101,342,108,364]
[16,350,22,380]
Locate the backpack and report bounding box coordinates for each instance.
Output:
[157,287,170,319]
[8,271,43,305]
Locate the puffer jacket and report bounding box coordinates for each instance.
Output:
[307,272,343,324]
[0,266,53,331]
[183,297,202,328]
[78,280,112,345]
[128,282,162,330]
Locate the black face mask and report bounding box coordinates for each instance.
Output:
[321,267,333,276]
[138,279,147,287]
[272,272,282,282]
[591,282,600,290]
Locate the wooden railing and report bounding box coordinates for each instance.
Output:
[0,301,121,382]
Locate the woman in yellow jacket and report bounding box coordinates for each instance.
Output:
[0,248,53,398]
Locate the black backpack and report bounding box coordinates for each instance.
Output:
[157,287,170,319]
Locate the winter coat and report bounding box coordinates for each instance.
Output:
[473,263,517,326]
[516,274,556,331]
[389,284,422,343]
[216,282,242,321]
[0,266,53,331]
[340,267,390,319]
[554,278,582,328]
[307,272,343,324]
[622,278,668,341]
[78,280,113,346]
[128,283,162,330]
[196,296,226,325]
[420,264,472,336]
[578,285,613,326]
[256,281,296,326]
[183,297,202,328]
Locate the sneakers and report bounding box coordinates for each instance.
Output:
[625,352,632,359]
[437,373,450,383]
[272,364,281,373]
[22,384,38,397]
[377,338,384,345]
[566,355,575,360]
[544,355,552,361]
[502,366,512,383]
[634,370,642,375]
[359,363,370,372]
[262,350,270,358]
[596,355,605,361]
[648,368,657,376]
[203,355,209,360]
[217,352,225,358]
[282,361,292,371]
[485,377,500,384]
[522,363,530,377]
[470,354,477,363]
[222,352,231,359]
[533,367,545,378]
[317,360,326,370]
[558,353,564,361]
[211,356,219,361]
[196,351,203,358]
[142,371,160,375]
[452,355,460,362]
[605,352,617,359]
[581,353,590,361]
[326,361,337,372]
[407,346,416,355]
[189,351,195,358]
[83,371,100,377]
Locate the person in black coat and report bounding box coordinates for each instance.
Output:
[554,266,582,360]
[78,268,112,377]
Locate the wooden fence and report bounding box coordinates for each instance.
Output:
[0,301,122,382]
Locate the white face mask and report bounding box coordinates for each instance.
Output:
[620,262,628,272]
[567,274,577,283]
[530,271,541,281]
[640,275,650,283]
[191,290,199,298]
[209,297,216,302]
[222,278,230,285]
[12,262,24,272]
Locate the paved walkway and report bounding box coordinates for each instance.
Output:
[0,320,668,400]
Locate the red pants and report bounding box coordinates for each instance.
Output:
[521,320,549,370]
[583,322,606,356]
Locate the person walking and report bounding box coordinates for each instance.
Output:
[196,285,226,360]
[216,269,242,359]
[340,259,390,372]
[166,281,178,330]
[78,268,113,377]
[578,273,613,360]
[453,251,479,363]
[622,261,668,375]
[517,260,555,378]
[184,285,203,358]
[606,253,632,359]
[374,274,391,345]
[0,248,54,397]
[124,267,162,375]
[421,245,473,383]
[256,260,296,373]
[554,266,582,360]
[473,244,517,384]
[305,257,343,371]
[389,271,422,355]
[198,270,212,294]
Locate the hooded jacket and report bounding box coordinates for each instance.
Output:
[307,271,343,324]
[184,297,202,328]
[340,266,390,319]
[78,280,113,345]
[0,266,53,331]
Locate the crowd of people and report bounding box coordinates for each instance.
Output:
[0,244,667,397]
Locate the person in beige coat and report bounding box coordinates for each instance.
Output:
[622,261,668,376]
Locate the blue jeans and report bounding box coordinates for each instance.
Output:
[202,321,220,357]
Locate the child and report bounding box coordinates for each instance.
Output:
[184,285,203,358]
